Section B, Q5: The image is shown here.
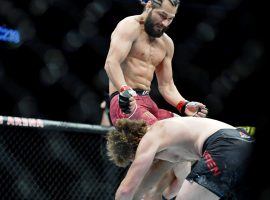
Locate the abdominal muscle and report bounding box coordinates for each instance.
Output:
[109,56,156,94]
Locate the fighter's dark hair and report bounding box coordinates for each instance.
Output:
[139,0,180,8]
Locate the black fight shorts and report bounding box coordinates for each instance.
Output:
[186,128,254,198]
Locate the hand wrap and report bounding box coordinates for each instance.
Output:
[176,100,189,115]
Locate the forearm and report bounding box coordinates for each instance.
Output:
[158,83,186,107]
[105,60,127,91]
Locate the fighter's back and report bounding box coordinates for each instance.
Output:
[151,117,235,162]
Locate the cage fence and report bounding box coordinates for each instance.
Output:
[0,115,126,200]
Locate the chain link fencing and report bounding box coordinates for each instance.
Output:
[0,116,126,200]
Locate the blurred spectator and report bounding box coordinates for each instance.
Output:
[100,100,112,126]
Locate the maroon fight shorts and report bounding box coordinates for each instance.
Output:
[109,90,174,125]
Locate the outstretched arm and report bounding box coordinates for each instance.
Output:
[104,19,139,91]
[115,133,160,200]
[155,36,208,117]
[104,19,140,113]
[155,37,186,108]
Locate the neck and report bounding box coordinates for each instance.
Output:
[139,12,147,23]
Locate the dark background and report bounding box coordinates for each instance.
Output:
[0,0,268,198]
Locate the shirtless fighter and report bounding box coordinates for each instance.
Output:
[104,0,208,126]
[107,117,254,200]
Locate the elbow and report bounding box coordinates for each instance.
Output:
[158,86,170,99]
[104,59,118,75]
[159,83,177,96]
[104,58,114,70]
[158,85,167,96]
[104,60,111,73]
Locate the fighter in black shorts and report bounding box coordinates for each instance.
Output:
[186,128,254,199]
[106,117,254,200]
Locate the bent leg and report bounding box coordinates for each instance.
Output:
[129,109,158,125]
[110,94,159,125]
[176,180,219,200]
[157,109,174,120]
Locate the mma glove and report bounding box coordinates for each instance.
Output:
[119,85,137,114]
[176,100,201,116]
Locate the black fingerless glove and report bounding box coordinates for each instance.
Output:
[118,86,136,114]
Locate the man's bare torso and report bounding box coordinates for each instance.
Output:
[109,15,170,94]
[151,117,235,163]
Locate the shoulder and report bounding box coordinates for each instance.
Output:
[112,16,141,39]
[162,33,174,54]
[140,121,166,144]
[146,119,172,139]
[117,16,141,28]
[140,119,181,150]
[162,34,174,47]
[151,118,189,137]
